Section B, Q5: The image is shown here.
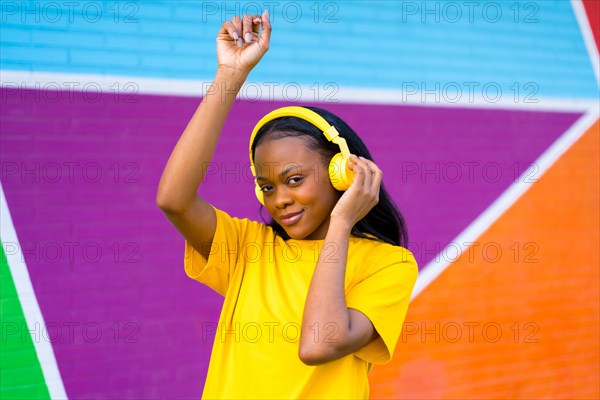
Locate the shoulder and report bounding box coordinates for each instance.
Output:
[350,234,414,263]
[213,206,275,237]
[209,206,287,252]
[348,235,418,279]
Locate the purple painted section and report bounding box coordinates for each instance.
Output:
[0,87,581,398]
[331,104,582,266]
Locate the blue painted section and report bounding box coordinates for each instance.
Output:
[1,0,598,99]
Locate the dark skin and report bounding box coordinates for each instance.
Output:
[255,135,383,364]
[157,11,383,365]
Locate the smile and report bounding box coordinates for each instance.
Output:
[280,210,304,226]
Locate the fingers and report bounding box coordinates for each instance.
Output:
[221,16,243,47]
[349,155,371,189]
[258,9,272,52]
[362,157,382,194]
[221,21,240,45]
[242,14,254,43]
[252,14,261,36]
[221,11,270,49]
[246,14,263,43]
[348,155,382,202]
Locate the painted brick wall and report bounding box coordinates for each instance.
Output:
[370,121,600,399]
[0,89,590,399]
[0,1,598,399]
[1,0,598,98]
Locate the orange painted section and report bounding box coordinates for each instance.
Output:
[370,120,600,399]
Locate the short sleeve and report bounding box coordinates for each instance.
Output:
[346,249,418,364]
[184,205,255,296]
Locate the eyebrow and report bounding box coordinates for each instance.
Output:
[256,164,303,182]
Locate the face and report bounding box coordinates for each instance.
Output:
[254,135,341,240]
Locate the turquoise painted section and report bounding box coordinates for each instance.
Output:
[1,0,598,99]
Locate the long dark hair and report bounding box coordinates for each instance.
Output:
[251,106,408,248]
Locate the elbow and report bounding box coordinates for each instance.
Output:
[156,193,173,213]
[298,340,342,366]
[156,189,184,214]
[298,344,327,366]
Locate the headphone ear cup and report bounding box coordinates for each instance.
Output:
[254,184,265,206]
[329,153,354,191]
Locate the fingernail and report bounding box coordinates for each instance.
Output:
[233,32,239,40]
[254,17,261,23]
[237,39,243,48]
[359,156,366,160]
[244,32,252,43]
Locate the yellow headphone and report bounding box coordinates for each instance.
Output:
[249,106,354,206]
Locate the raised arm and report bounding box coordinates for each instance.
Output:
[156,11,271,259]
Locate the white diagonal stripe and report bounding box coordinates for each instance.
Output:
[572,0,600,87]
[0,69,597,112]
[0,183,68,400]
[411,107,599,300]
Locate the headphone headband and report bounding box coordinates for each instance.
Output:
[248,106,351,176]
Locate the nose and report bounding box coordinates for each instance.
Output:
[274,185,293,209]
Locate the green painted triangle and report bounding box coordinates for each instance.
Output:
[1,238,51,400]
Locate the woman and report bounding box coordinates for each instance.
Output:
[157,11,418,399]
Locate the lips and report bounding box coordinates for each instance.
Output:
[279,210,304,226]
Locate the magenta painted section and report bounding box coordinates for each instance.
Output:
[0,87,581,398]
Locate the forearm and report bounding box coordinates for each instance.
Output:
[300,218,354,362]
[156,68,248,211]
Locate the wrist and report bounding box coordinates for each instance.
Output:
[215,67,249,86]
[328,215,353,236]
[204,69,248,103]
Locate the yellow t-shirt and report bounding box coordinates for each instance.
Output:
[184,205,418,400]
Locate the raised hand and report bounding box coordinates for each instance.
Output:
[330,155,382,229]
[216,10,271,76]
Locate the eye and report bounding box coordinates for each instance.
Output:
[260,185,273,193]
[287,176,303,185]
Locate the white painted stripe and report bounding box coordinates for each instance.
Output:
[572,0,600,87]
[411,107,600,300]
[1,69,597,112]
[0,183,68,400]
